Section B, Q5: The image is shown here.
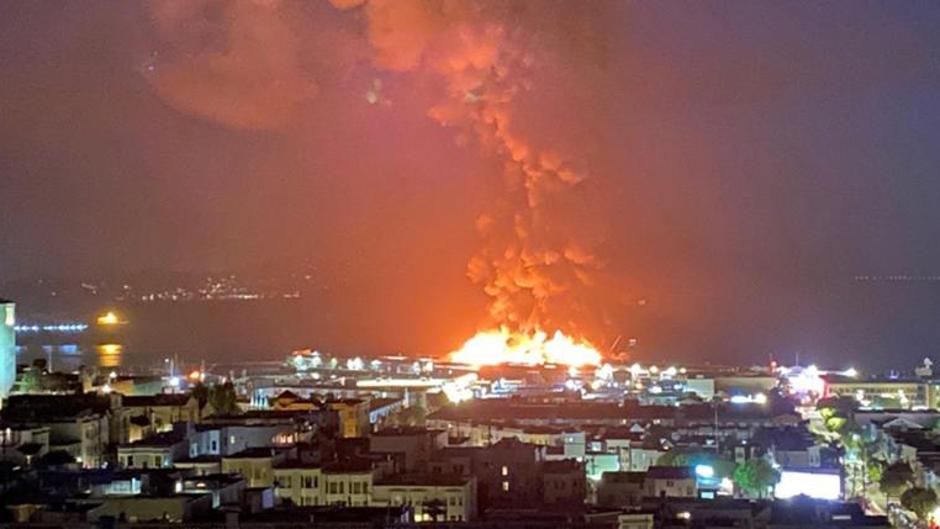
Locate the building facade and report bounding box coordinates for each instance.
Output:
[372,474,477,522]
[0,299,14,399]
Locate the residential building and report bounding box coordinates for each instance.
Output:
[617,513,655,529]
[0,299,14,399]
[327,398,370,438]
[0,425,50,466]
[541,459,586,505]
[1,394,112,468]
[121,394,202,432]
[370,426,446,472]
[221,447,285,488]
[273,461,324,506]
[323,459,376,507]
[643,466,697,498]
[86,494,212,523]
[597,471,646,507]
[372,473,477,522]
[179,473,246,508]
[173,455,222,476]
[369,397,404,430]
[118,430,187,469]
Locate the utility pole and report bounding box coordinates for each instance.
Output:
[714,401,720,454]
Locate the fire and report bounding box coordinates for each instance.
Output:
[451,327,601,367]
[97,311,121,326]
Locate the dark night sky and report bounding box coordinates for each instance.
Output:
[2,1,940,369]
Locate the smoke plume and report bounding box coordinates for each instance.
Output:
[145,0,317,129]
[143,0,614,341]
[331,0,610,337]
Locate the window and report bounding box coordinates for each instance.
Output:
[314,476,319,488]
[502,481,509,492]
[362,482,368,494]
[126,455,133,467]
[211,440,218,452]
[352,482,360,494]
[339,481,345,494]
[329,482,338,494]
[501,465,509,476]
[154,456,162,467]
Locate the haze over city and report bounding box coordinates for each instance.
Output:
[8,3,940,529]
[3,1,940,369]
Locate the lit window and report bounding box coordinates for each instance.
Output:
[501,466,508,476]
[502,481,509,492]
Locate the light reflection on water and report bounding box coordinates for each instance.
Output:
[17,343,125,371]
[96,343,124,368]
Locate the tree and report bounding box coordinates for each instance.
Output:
[191,382,209,407]
[395,404,427,427]
[656,450,735,481]
[867,459,884,484]
[208,381,239,416]
[901,487,938,521]
[879,461,914,500]
[733,458,780,498]
[656,450,693,467]
[816,396,857,440]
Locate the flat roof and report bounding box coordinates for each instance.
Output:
[375,473,471,487]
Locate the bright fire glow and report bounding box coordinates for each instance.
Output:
[451,327,602,367]
[97,311,120,326]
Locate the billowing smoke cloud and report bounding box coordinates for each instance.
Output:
[330,0,610,337]
[145,0,317,129]
[143,0,614,340]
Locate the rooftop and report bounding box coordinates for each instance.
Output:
[274,459,321,470]
[373,426,441,437]
[323,458,374,474]
[541,459,584,474]
[646,466,695,480]
[174,455,222,464]
[368,397,403,412]
[243,505,407,524]
[122,394,193,407]
[181,473,244,488]
[224,447,276,459]
[2,394,111,422]
[601,471,646,484]
[122,431,184,448]
[375,473,471,487]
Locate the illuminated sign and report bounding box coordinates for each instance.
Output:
[775,470,841,501]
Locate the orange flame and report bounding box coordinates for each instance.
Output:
[451,327,601,367]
